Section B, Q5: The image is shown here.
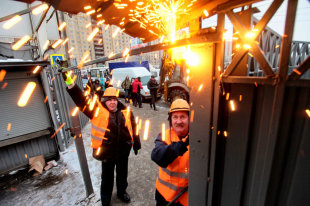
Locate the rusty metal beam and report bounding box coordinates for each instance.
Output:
[0,4,44,22]
[221,76,276,84]
[222,48,248,77]
[288,55,310,80]
[278,0,298,79]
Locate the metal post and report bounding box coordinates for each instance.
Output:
[71,112,94,197]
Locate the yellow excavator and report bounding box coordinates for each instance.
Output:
[158,49,190,103]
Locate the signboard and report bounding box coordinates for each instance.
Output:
[50,54,65,66]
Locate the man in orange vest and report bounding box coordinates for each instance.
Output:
[151,99,190,206]
[63,71,141,206]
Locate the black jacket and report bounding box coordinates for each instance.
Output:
[67,84,141,162]
[147,79,159,93]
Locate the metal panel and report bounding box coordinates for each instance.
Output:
[0,73,51,141]
[0,134,58,174]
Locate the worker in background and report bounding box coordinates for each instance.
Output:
[132,77,143,108]
[105,78,112,89]
[121,76,131,103]
[151,99,190,206]
[147,75,159,111]
[61,69,141,206]
[93,79,104,100]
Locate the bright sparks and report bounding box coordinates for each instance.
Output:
[108,52,115,58]
[203,10,209,17]
[112,27,121,38]
[84,5,91,10]
[51,122,66,138]
[229,100,236,111]
[86,10,95,15]
[87,28,99,41]
[122,48,130,57]
[190,110,194,123]
[7,123,11,131]
[33,66,40,74]
[293,69,301,75]
[95,107,100,117]
[223,131,228,137]
[161,123,166,141]
[62,38,69,45]
[3,15,22,30]
[96,147,101,156]
[89,95,98,111]
[17,82,36,107]
[32,4,49,15]
[12,35,30,50]
[72,107,79,116]
[245,31,256,39]
[68,47,74,53]
[78,51,90,68]
[143,120,150,140]
[0,70,6,82]
[198,84,203,92]
[58,22,67,31]
[43,40,49,50]
[243,44,251,49]
[85,23,91,28]
[52,39,63,49]
[306,109,310,118]
[98,39,102,44]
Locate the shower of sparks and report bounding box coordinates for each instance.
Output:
[7,123,11,131]
[3,15,22,30]
[0,70,6,82]
[97,14,102,18]
[52,39,63,49]
[198,84,203,92]
[226,93,230,100]
[97,20,105,25]
[62,38,69,45]
[98,39,102,44]
[293,69,301,75]
[33,66,40,74]
[123,48,130,57]
[44,96,48,103]
[85,23,91,28]
[108,52,115,58]
[12,35,30,50]
[58,22,67,31]
[125,54,129,62]
[84,6,91,10]
[32,4,49,15]
[229,100,236,111]
[43,40,49,50]
[143,120,150,140]
[51,122,66,138]
[223,131,228,137]
[112,27,121,38]
[239,95,243,102]
[78,51,90,68]
[306,109,310,118]
[95,107,100,117]
[162,123,166,141]
[68,47,74,53]
[96,147,101,156]
[105,24,110,30]
[72,107,79,116]
[89,94,98,111]
[190,110,194,123]
[2,82,8,89]
[17,82,36,107]
[86,10,95,15]
[203,10,209,17]
[25,154,28,158]
[138,119,142,130]
[88,28,99,41]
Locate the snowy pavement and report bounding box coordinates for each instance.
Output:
[0,100,170,206]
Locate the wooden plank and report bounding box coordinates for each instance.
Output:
[278,0,298,78]
[288,55,310,80]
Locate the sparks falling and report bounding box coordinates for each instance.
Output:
[306,109,310,118]
[72,107,79,116]
[17,82,36,107]
[143,120,150,140]
[87,28,99,41]
[0,70,6,82]
[52,39,63,49]
[32,4,49,15]
[58,22,67,31]
[162,123,166,141]
[51,122,66,138]
[3,15,22,30]
[12,35,31,50]
[229,100,236,111]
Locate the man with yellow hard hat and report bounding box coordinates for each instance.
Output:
[63,71,141,206]
[151,98,190,206]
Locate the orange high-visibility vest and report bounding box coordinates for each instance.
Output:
[90,103,133,149]
[156,129,189,206]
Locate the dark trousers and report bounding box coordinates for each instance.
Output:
[155,190,183,206]
[101,157,129,206]
[132,93,142,107]
[150,90,157,109]
[124,89,130,102]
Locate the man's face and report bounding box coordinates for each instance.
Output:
[171,111,189,137]
[105,98,118,112]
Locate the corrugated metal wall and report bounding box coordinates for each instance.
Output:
[0,134,58,174]
[212,84,310,206]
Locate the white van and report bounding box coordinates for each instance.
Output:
[111,67,152,100]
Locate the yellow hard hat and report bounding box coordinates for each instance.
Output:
[103,87,117,97]
[169,98,190,113]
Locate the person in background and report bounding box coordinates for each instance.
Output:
[121,76,131,103]
[94,79,104,100]
[100,77,106,91]
[147,75,159,111]
[61,70,141,206]
[105,78,112,89]
[131,77,143,108]
[151,99,190,206]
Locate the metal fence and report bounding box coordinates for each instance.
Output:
[43,66,89,150]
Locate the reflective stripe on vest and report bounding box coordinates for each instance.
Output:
[91,134,107,141]
[157,176,187,192]
[156,128,189,206]
[161,167,188,179]
[121,109,133,141]
[91,123,107,133]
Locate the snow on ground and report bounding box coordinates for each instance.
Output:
[0,101,170,206]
